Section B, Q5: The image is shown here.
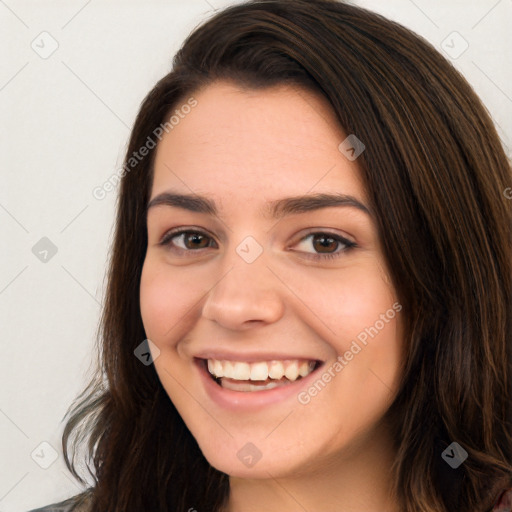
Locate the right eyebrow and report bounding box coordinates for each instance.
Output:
[146,191,372,219]
[147,192,217,215]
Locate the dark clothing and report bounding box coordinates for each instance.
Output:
[28,492,91,512]
[28,487,512,511]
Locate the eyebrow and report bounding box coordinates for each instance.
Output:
[146,191,372,218]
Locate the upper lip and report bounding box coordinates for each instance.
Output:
[193,351,325,363]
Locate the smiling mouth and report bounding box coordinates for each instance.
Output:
[199,358,323,392]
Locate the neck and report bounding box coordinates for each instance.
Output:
[222,419,401,512]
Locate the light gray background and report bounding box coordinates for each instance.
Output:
[1,1,511,511]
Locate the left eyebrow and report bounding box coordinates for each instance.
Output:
[265,192,372,218]
[146,191,372,218]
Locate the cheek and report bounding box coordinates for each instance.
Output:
[289,261,403,389]
[288,259,399,342]
[139,258,206,341]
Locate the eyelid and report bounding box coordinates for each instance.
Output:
[158,226,357,260]
[158,226,218,248]
[288,231,356,261]
[288,227,356,246]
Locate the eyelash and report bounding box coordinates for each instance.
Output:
[158,228,357,261]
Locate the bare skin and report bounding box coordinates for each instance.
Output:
[140,81,404,511]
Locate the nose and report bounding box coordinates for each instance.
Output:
[201,252,285,330]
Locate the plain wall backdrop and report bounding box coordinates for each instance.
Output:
[1,1,511,510]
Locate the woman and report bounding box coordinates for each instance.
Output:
[29,0,512,511]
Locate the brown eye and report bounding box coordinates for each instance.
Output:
[292,232,356,261]
[311,234,340,253]
[159,229,216,253]
[182,232,210,249]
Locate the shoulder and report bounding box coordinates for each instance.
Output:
[492,487,512,512]
[27,503,73,512]
[27,490,92,512]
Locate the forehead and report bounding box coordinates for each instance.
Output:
[151,81,366,207]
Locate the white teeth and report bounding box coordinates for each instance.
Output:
[250,362,269,381]
[212,359,224,377]
[232,362,251,380]
[224,360,235,377]
[268,361,285,380]
[284,364,299,381]
[208,359,224,377]
[221,380,282,392]
[206,358,317,382]
[298,360,311,377]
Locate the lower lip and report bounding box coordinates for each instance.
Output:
[194,358,324,411]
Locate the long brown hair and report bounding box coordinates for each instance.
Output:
[62,1,512,510]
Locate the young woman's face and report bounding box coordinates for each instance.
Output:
[140,81,404,479]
